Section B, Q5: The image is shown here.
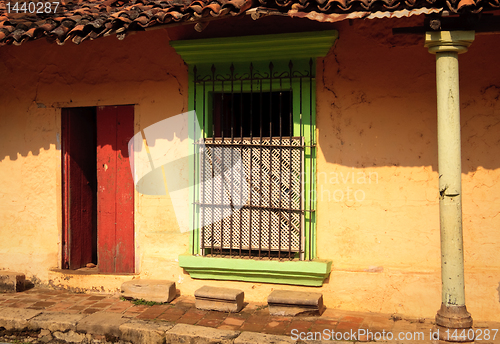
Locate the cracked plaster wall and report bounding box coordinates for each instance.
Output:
[315,17,500,320]
[0,17,499,321]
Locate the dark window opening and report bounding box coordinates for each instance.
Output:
[212,91,292,138]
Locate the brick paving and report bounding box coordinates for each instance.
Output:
[1,287,500,342]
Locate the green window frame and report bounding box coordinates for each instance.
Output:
[171,31,337,286]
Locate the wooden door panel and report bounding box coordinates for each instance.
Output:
[115,109,135,273]
[96,106,135,273]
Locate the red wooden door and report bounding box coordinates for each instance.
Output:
[62,108,97,269]
[96,106,135,273]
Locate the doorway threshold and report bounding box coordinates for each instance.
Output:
[48,269,138,294]
[50,268,137,276]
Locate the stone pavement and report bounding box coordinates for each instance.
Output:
[0,287,499,343]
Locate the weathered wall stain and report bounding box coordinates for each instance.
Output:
[0,17,499,321]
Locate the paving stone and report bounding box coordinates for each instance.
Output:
[222,317,245,327]
[263,320,291,335]
[136,305,170,320]
[28,312,86,332]
[0,307,42,330]
[121,279,176,303]
[177,309,207,325]
[267,290,324,316]
[240,321,266,332]
[76,311,129,337]
[119,319,174,344]
[87,295,108,301]
[46,302,74,312]
[39,335,54,343]
[39,329,51,337]
[157,309,184,322]
[0,271,25,293]
[234,331,296,344]
[27,301,57,310]
[82,308,100,314]
[286,319,312,334]
[195,285,244,313]
[165,323,240,344]
[53,330,86,343]
[197,318,224,328]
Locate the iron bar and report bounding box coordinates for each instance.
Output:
[229,64,235,258]
[220,78,226,257]
[192,65,198,255]
[194,202,310,213]
[299,75,303,260]
[308,58,313,261]
[201,75,206,255]
[197,141,306,149]
[210,64,216,257]
[258,78,264,258]
[248,63,254,258]
[278,77,283,259]
[288,60,293,260]
[239,75,244,257]
[268,61,274,259]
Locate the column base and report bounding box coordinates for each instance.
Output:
[433,303,474,343]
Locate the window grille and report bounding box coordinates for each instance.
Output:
[191,60,316,260]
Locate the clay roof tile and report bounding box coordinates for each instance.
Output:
[1,0,498,45]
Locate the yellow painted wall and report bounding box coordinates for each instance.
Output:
[0,16,499,321]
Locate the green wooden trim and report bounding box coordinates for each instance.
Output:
[178,254,331,286]
[188,72,200,254]
[192,69,317,259]
[188,71,196,254]
[171,31,338,64]
[182,33,329,278]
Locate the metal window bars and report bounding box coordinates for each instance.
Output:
[191,59,316,261]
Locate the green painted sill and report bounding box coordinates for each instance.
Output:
[178,254,332,287]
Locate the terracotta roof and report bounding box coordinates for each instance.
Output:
[0,0,497,45]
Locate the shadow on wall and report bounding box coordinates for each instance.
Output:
[316,17,500,174]
[0,27,186,162]
[0,15,499,175]
[317,84,500,174]
[0,102,56,162]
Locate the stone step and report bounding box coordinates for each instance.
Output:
[267,290,324,316]
[194,285,244,313]
[121,279,176,303]
[0,271,25,293]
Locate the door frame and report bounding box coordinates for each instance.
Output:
[61,105,136,273]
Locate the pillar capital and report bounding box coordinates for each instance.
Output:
[425,31,475,54]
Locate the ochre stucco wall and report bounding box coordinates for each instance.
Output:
[0,16,499,321]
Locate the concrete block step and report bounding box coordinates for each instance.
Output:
[267,290,324,316]
[0,271,25,293]
[195,285,244,313]
[121,279,176,303]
